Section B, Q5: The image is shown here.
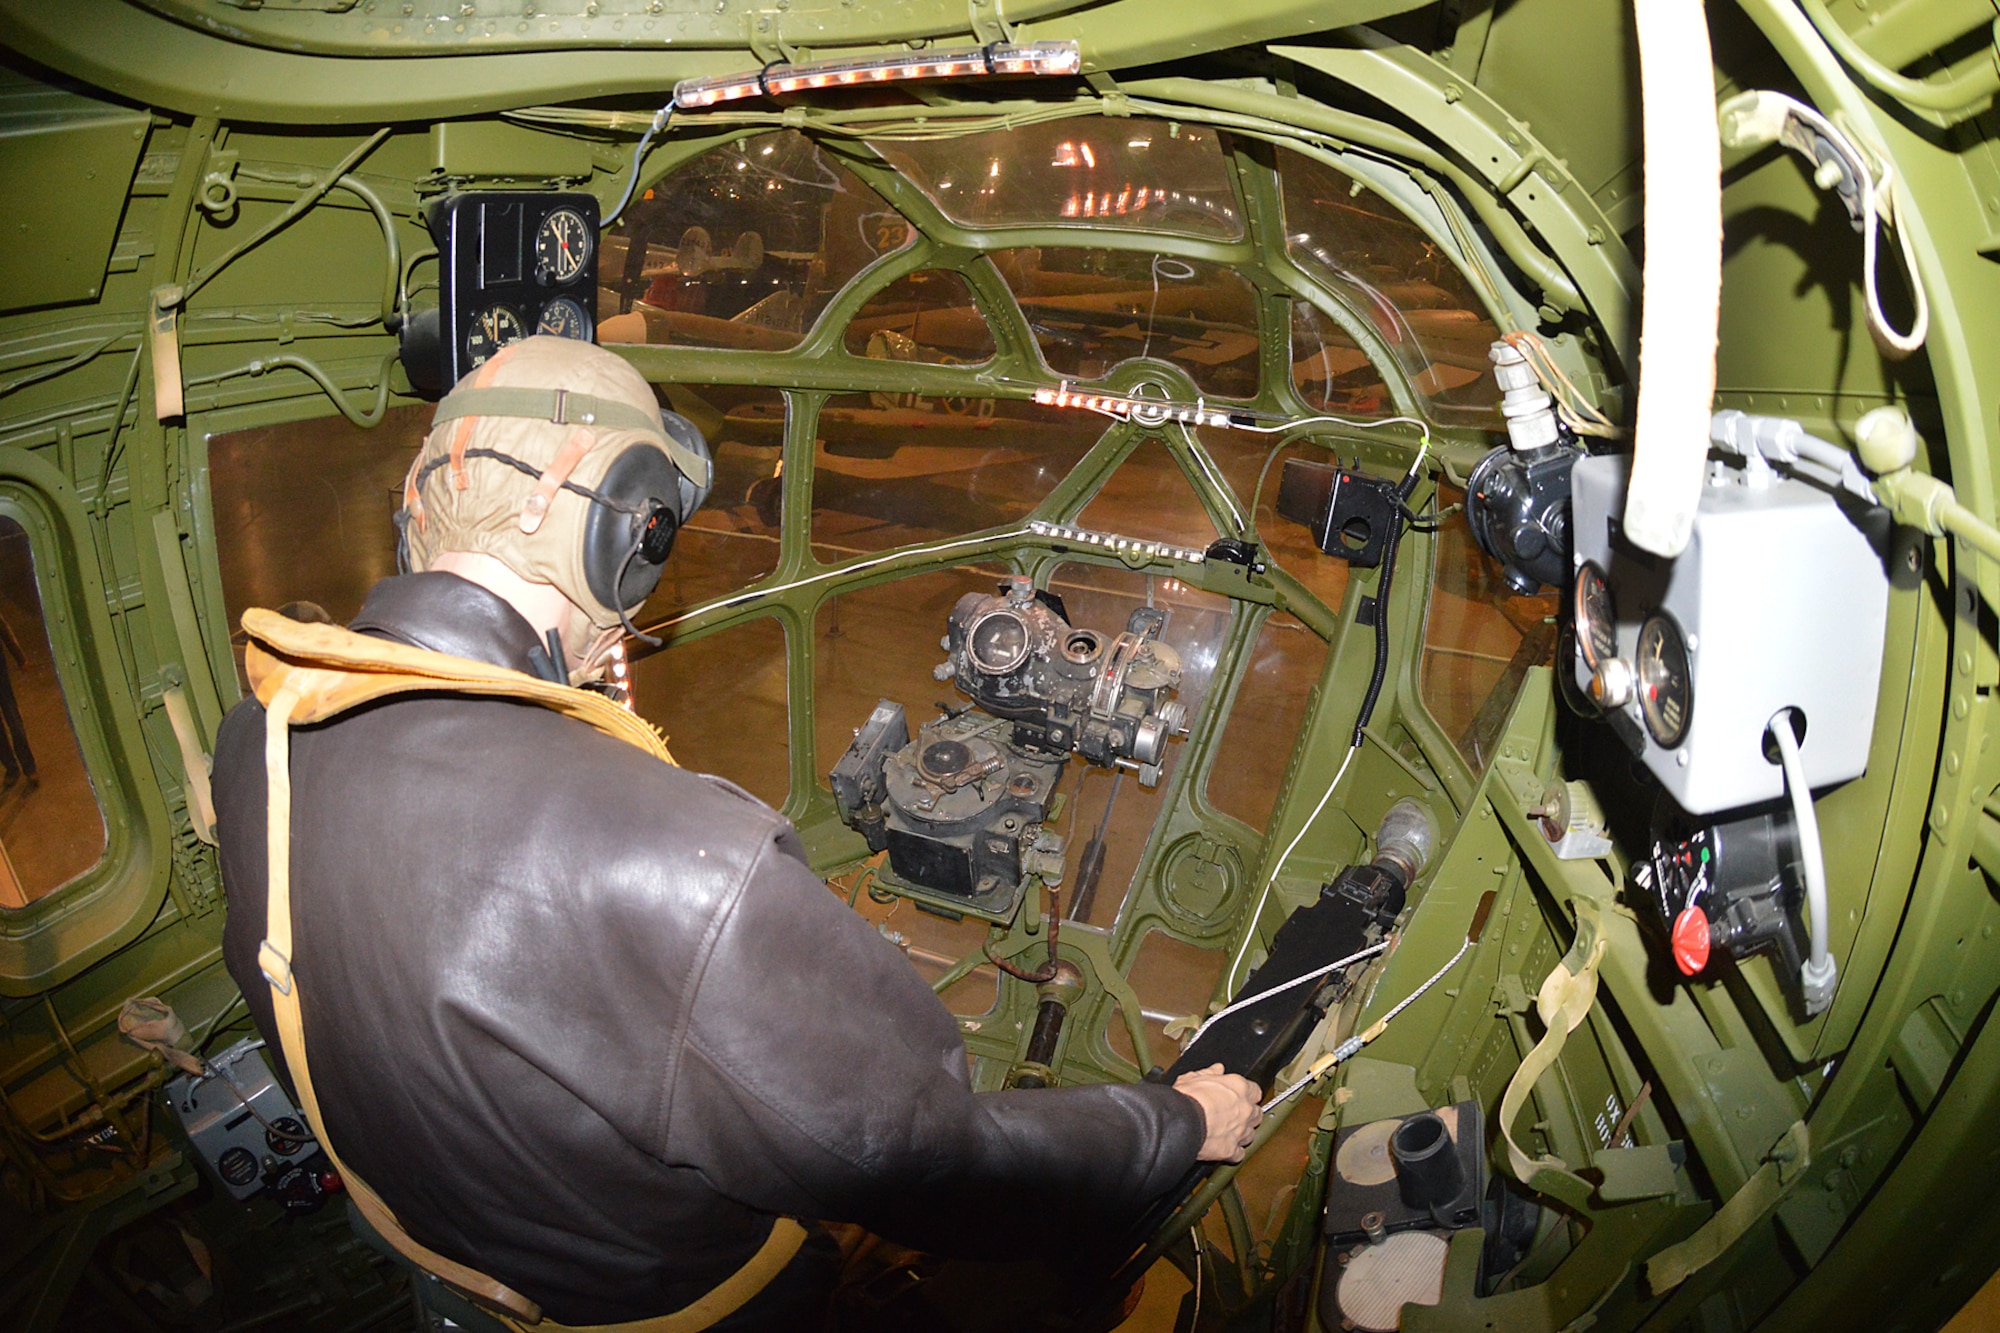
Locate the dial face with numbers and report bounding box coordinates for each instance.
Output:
[534,207,592,284]
[465,304,525,367]
[535,296,591,341]
[1574,561,1617,670]
[1636,612,1693,749]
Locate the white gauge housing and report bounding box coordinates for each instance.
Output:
[1571,452,1889,816]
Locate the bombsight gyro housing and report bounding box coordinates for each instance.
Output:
[830,576,1187,919]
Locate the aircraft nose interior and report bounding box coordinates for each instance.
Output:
[3,3,2000,1330]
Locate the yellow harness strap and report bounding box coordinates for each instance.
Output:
[1497,894,1609,1212]
[242,608,804,1332]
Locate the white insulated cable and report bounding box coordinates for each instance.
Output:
[1623,0,1723,560]
[1770,711,1837,1016]
[1224,741,1358,994]
[1183,940,1391,1053]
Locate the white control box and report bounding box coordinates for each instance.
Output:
[1571,454,1889,816]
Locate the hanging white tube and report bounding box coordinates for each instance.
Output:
[1770,711,1836,1016]
[1623,0,1723,559]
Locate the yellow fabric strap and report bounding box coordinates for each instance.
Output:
[1645,1120,1810,1293]
[493,1220,809,1333]
[244,608,805,1331]
[1497,895,1609,1211]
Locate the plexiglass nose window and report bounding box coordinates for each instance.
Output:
[843,270,995,366]
[0,516,106,908]
[991,247,1260,399]
[871,118,1244,242]
[598,131,914,351]
[1277,148,1501,420]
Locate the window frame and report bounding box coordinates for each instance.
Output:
[0,452,171,994]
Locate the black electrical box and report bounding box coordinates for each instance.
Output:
[1276,458,1404,567]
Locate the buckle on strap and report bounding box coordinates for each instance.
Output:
[259,940,294,996]
[551,387,598,427]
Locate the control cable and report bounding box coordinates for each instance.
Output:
[1260,889,1494,1114]
[1261,935,1472,1113]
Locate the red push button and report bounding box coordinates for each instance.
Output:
[1672,907,1711,976]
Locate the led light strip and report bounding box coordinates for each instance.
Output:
[673,41,1081,108]
[1033,382,1237,430]
[1026,520,1207,565]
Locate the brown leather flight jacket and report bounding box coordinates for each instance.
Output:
[215,573,1204,1326]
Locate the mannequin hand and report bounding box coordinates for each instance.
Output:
[1174,1063,1263,1163]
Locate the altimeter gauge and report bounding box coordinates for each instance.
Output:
[465,304,525,367]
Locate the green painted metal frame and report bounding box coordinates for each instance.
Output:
[6,0,2000,1324]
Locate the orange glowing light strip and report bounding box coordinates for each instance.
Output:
[1032,382,1237,430]
[673,41,1081,108]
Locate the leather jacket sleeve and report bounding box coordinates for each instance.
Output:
[664,817,1206,1258]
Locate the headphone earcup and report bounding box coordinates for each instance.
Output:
[583,444,685,613]
[659,409,713,516]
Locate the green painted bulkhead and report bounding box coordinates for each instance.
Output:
[1,1,1998,1329]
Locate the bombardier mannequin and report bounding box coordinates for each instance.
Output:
[212,337,1260,1331]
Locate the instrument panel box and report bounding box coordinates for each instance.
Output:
[431,190,600,387]
[164,1041,315,1201]
[1571,453,1889,817]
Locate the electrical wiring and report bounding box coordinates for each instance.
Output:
[605,100,675,228]
[1771,711,1837,1013]
[1779,97,1928,356]
[1189,1226,1203,1328]
[0,328,137,400]
[1719,90,1928,358]
[645,521,1037,638]
[92,345,145,511]
[185,350,400,428]
[1223,741,1358,996]
[235,164,405,328]
[1500,331,1623,439]
[1229,411,1431,448]
[1222,429,1433,995]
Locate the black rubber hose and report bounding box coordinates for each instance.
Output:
[1351,474,1421,747]
[1351,520,1400,746]
[1015,998,1070,1088]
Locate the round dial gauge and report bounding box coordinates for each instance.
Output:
[464,305,524,367]
[535,208,593,284]
[1636,612,1693,748]
[1573,561,1617,670]
[536,296,592,341]
[217,1146,259,1188]
[265,1116,309,1156]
